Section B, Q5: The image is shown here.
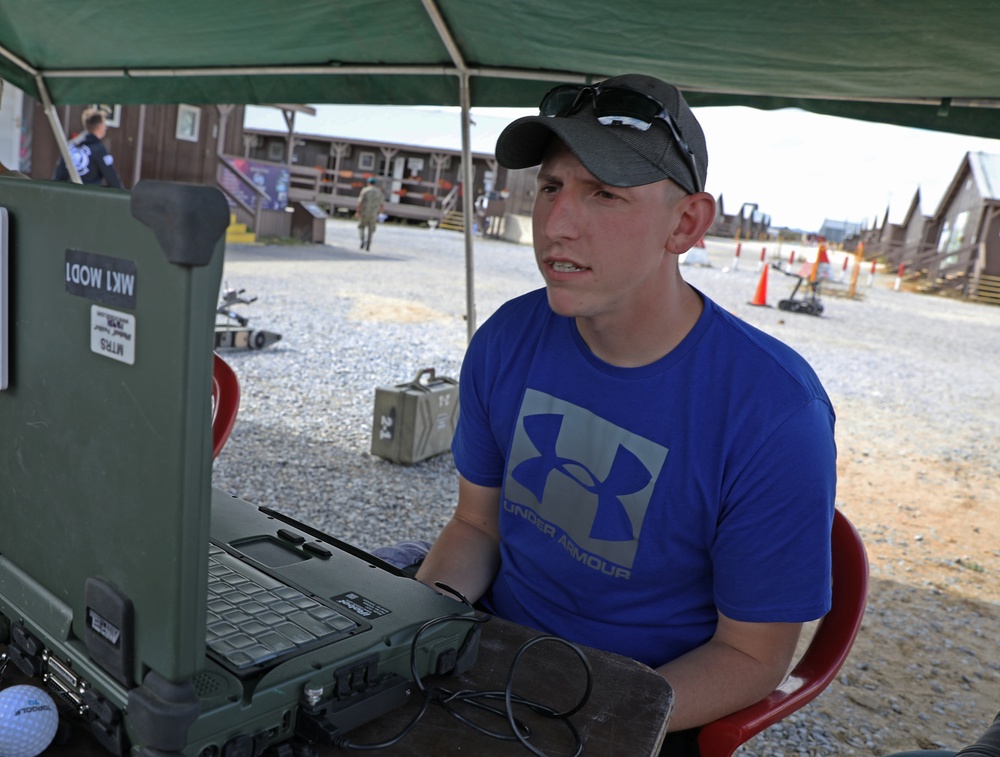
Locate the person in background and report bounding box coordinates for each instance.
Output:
[52,108,124,188]
[405,72,837,756]
[474,191,490,235]
[355,176,385,250]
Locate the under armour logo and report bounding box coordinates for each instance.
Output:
[512,413,652,541]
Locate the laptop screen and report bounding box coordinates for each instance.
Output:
[0,177,227,685]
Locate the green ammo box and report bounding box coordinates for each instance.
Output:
[371,367,459,464]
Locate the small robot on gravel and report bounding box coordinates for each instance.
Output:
[775,264,825,316]
[215,285,282,350]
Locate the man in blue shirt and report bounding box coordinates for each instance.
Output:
[412,73,836,753]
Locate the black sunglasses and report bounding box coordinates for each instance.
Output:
[539,83,703,193]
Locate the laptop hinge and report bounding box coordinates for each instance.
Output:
[128,671,201,753]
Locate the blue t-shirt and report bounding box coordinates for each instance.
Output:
[452,288,835,669]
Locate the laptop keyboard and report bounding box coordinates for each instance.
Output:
[206,545,360,670]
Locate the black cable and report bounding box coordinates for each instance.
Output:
[333,586,493,751]
[503,636,592,757]
[333,598,595,757]
[431,635,592,755]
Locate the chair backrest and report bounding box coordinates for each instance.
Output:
[211,352,240,459]
[697,508,869,757]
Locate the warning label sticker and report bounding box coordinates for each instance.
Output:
[331,592,391,619]
[91,306,136,365]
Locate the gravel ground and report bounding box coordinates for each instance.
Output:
[214,218,1000,756]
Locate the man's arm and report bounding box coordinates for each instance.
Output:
[657,612,802,731]
[415,476,501,604]
[98,146,124,189]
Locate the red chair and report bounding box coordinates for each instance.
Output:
[211,352,240,459]
[697,509,869,757]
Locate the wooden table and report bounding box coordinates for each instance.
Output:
[2,616,673,756]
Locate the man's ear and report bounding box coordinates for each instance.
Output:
[665,192,717,255]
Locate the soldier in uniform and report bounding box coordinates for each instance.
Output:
[355,176,385,250]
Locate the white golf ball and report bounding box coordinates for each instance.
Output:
[0,685,59,757]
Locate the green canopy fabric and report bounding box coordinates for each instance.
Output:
[3,0,1000,138]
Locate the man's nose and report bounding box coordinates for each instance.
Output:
[540,191,579,240]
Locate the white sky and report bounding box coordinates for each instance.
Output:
[692,106,1000,232]
[477,105,1000,234]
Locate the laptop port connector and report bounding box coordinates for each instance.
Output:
[42,649,89,714]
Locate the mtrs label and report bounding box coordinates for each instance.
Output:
[91,305,136,365]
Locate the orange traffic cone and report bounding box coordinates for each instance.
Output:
[810,243,829,282]
[807,256,819,283]
[749,265,770,307]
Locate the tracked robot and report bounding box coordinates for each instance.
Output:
[214,286,282,350]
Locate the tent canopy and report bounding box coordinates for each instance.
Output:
[2,0,1000,138]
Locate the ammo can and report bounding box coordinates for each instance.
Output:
[370,368,459,464]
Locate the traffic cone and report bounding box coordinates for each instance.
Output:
[808,254,821,283]
[811,243,830,282]
[749,265,770,306]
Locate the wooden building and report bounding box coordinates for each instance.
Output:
[238,104,522,237]
[11,95,520,239]
[20,98,246,190]
[870,152,1000,303]
[871,191,939,273]
[708,196,772,240]
[932,152,1000,292]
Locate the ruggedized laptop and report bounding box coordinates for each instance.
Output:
[0,177,478,756]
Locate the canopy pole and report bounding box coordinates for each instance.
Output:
[35,74,81,183]
[459,71,476,342]
[421,0,477,341]
[132,104,146,186]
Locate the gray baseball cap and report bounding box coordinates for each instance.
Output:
[495,73,708,194]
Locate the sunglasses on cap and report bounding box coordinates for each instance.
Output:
[538,83,703,193]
